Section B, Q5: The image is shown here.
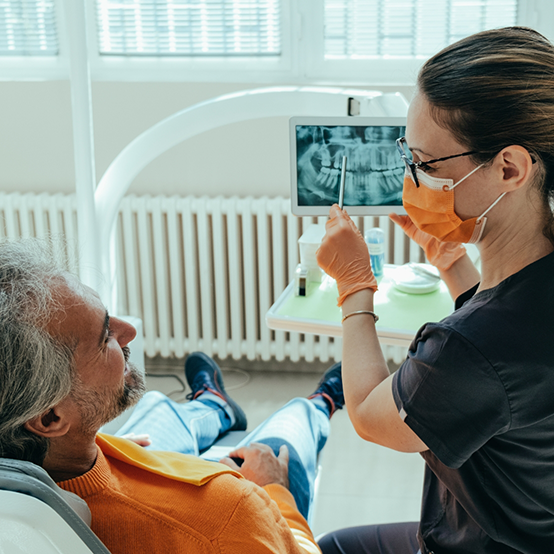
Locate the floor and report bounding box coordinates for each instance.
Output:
[130,356,425,538]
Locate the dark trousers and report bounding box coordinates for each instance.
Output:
[318,522,420,554]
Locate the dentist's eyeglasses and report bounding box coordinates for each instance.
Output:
[395,137,478,188]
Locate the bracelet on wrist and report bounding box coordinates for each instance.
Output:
[341,310,379,324]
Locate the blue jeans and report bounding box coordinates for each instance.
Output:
[116,391,330,521]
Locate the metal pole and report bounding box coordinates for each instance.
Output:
[63,0,102,294]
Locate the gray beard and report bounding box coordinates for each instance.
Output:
[72,361,146,437]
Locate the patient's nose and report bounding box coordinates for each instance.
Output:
[112,317,137,347]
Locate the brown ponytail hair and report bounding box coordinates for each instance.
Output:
[417,26,554,243]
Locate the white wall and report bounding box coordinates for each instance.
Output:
[0,81,415,198]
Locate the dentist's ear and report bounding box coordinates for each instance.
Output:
[24,404,72,438]
[496,145,535,191]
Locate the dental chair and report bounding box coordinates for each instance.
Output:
[0,459,110,554]
[0,431,247,554]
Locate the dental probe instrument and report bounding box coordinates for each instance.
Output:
[338,156,347,210]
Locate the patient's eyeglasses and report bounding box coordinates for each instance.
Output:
[395,137,478,188]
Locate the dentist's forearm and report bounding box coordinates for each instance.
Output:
[340,289,390,419]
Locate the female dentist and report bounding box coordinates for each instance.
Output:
[317,27,554,554]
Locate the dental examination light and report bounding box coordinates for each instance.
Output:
[90,87,407,311]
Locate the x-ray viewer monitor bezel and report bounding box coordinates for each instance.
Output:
[290,116,408,217]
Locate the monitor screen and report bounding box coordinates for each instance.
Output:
[290,117,407,216]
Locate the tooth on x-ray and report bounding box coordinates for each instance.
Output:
[296,124,406,207]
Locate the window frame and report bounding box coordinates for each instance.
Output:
[0,0,68,80]
[85,0,296,83]
[303,0,541,85]
[0,0,550,84]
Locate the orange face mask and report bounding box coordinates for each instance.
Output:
[402,165,506,244]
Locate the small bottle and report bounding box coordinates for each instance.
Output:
[364,228,385,278]
[294,263,309,296]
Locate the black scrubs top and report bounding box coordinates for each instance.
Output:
[393,251,554,554]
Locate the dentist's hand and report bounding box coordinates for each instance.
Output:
[316,204,377,306]
[389,213,466,271]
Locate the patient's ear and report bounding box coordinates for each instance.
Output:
[24,404,72,438]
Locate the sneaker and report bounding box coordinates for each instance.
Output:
[185,352,247,431]
[308,362,344,417]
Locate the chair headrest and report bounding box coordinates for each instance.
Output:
[0,458,91,525]
[0,458,111,554]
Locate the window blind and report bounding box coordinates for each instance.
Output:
[0,0,58,55]
[324,0,518,59]
[96,0,281,56]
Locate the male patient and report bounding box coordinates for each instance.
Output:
[0,238,344,554]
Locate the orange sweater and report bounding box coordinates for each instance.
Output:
[58,434,321,554]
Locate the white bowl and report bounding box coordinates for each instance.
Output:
[391,263,441,294]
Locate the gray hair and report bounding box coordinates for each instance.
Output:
[0,238,75,465]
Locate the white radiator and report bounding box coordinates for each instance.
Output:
[0,192,423,364]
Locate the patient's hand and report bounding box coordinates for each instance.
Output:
[120,433,152,447]
[219,442,289,489]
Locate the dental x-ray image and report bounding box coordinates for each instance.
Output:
[296,124,406,207]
